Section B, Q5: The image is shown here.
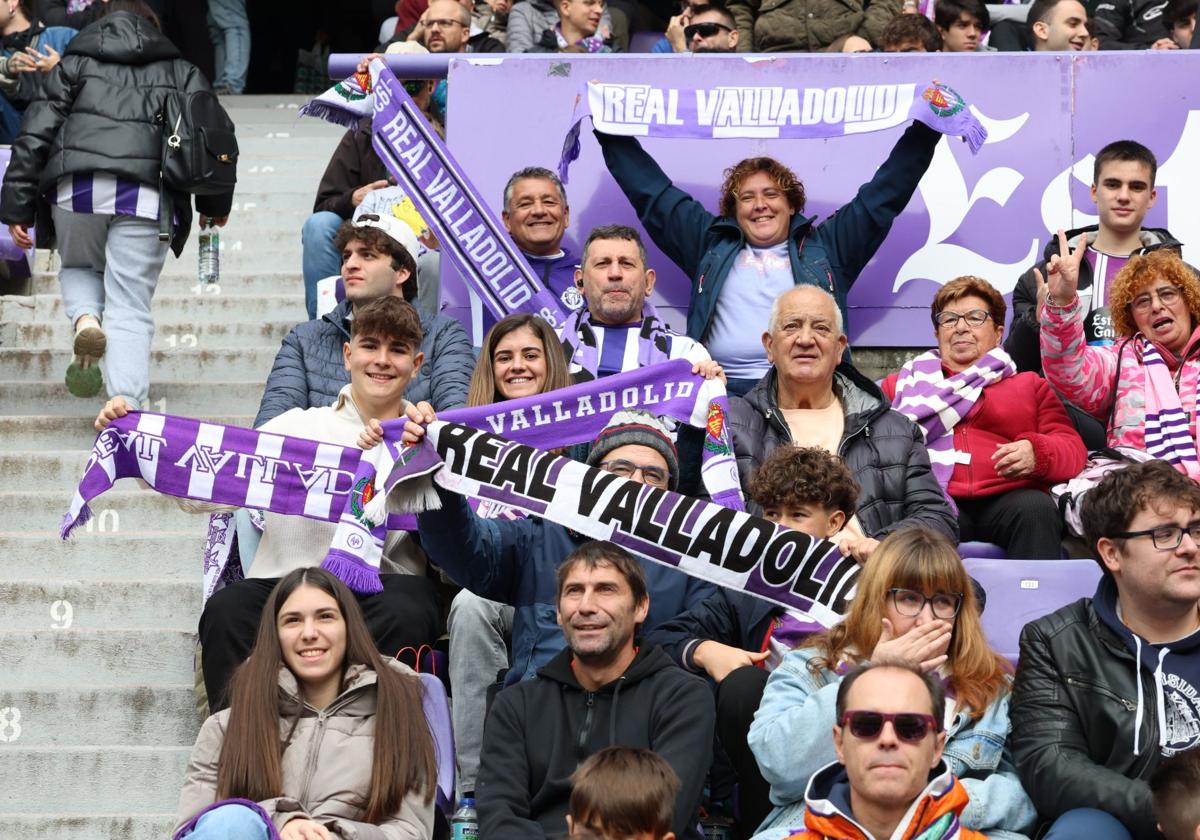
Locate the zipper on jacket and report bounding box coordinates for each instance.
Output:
[837,419,870,458]
[576,692,596,755]
[1063,675,1137,711]
[298,710,330,807]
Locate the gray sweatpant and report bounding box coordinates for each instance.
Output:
[53,207,170,409]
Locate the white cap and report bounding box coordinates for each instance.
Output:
[352,212,420,264]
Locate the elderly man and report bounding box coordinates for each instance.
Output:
[728,286,956,562]
[774,661,987,840]
[597,117,938,395]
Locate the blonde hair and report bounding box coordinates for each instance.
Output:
[466,314,571,407]
[804,528,1010,718]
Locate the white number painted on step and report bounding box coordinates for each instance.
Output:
[50,600,73,629]
[85,509,120,533]
[0,708,21,742]
[165,334,198,349]
[190,283,222,296]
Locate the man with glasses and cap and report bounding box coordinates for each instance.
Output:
[774,660,987,840]
[654,0,740,52]
[257,213,474,426]
[1012,459,1200,840]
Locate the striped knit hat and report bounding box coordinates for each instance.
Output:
[587,410,679,490]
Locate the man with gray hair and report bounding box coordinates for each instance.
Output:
[501,166,581,311]
[728,285,956,562]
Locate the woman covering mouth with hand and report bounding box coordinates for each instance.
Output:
[1040,236,1200,478]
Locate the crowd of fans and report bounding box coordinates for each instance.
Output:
[3,1,1200,840]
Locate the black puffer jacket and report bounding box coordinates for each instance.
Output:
[1010,576,1185,839]
[0,12,231,255]
[728,364,958,542]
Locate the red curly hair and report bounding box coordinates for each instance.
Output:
[718,158,805,218]
[1109,250,1200,338]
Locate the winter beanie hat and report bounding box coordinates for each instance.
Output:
[587,410,680,490]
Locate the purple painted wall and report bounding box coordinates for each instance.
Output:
[443,53,1200,346]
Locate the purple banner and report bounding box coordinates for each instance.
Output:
[443,53,1200,346]
[368,63,569,328]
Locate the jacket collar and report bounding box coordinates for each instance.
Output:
[745,363,887,429]
[803,759,968,839]
[536,644,672,690]
[712,209,816,243]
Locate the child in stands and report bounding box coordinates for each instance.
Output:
[567,747,680,840]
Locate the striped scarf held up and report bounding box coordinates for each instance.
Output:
[890,348,1016,510]
[1138,337,1200,478]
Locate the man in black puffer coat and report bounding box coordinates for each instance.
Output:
[0,3,232,412]
[727,285,957,562]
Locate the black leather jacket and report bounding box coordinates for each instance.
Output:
[0,12,232,255]
[1010,579,1164,839]
[727,363,958,542]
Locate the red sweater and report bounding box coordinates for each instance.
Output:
[881,369,1087,500]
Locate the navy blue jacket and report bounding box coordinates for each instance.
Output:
[254,299,474,427]
[646,586,777,672]
[417,487,717,684]
[595,121,940,342]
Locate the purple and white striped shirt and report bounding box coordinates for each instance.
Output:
[55,173,161,220]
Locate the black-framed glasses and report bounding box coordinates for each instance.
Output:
[684,21,732,40]
[888,588,963,619]
[933,309,992,329]
[1112,523,1200,550]
[840,710,941,743]
[1130,285,1181,313]
[600,459,669,488]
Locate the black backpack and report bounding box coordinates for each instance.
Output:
[159,87,239,196]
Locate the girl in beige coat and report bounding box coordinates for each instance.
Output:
[174,567,437,840]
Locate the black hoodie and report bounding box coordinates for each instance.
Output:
[0,11,232,255]
[476,645,714,840]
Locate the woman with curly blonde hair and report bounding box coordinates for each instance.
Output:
[747,528,1035,840]
[1040,233,1200,476]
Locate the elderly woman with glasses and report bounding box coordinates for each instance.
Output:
[747,528,1036,840]
[880,275,1087,559]
[1040,237,1200,478]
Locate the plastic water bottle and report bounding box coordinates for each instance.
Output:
[198,220,219,284]
[451,797,478,840]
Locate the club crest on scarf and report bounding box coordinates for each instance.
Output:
[334,69,372,104]
[704,401,731,456]
[350,476,376,522]
[922,82,965,119]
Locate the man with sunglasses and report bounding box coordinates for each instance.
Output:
[782,661,986,840]
[655,1,739,52]
[1012,459,1200,840]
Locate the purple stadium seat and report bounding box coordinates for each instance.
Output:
[418,671,456,814]
[958,541,1006,560]
[962,558,1102,664]
[629,31,665,53]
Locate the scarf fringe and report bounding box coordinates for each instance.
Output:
[60,503,90,539]
[298,100,365,130]
[962,120,987,155]
[362,475,440,524]
[321,550,385,594]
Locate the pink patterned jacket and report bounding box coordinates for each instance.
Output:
[1040,295,1200,451]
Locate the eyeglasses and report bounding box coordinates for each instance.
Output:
[600,459,669,488]
[840,710,941,743]
[1130,285,1181,313]
[425,18,465,28]
[684,21,732,40]
[933,309,992,328]
[1112,523,1200,550]
[888,588,963,619]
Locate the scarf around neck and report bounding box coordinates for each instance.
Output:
[560,300,675,380]
[1138,336,1200,479]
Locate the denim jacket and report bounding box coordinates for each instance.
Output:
[747,648,1035,840]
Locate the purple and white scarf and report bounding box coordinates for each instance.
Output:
[889,348,1016,508]
[374,419,856,623]
[64,361,742,593]
[1138,337,1200,479]
[559,79,988,182]
[301,61,569,330]
[560,300,675,380]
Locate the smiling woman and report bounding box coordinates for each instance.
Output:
[883,276,1087,559]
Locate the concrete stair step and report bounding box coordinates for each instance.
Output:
[0,813,177,840]
[0,415,252,449]
[0,629,196,688]
[0,579,199,630]
[1,687,199,746]
[3,489,216,534]
[0,747,190,812]
[0,381,267,415]
[6,317,296,349]
[0,347,277,381]
[22,293,305,323]
[0,531,205,579]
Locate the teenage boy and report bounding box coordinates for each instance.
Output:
[935,0,989,51]
[567,747,681,840]
[648,445,859,838]
[95,297,444,710]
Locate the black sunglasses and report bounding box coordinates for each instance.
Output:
[684,21,732,40]
[840,710,940,743]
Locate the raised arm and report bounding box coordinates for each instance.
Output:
[416,485,527,604]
